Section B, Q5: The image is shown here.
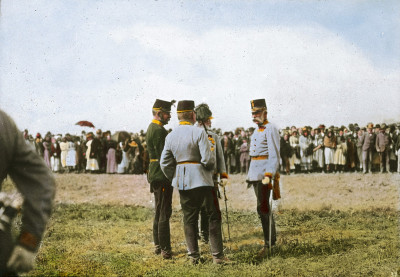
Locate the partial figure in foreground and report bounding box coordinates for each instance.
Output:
[0,109,56,276]
[246,99,281,257]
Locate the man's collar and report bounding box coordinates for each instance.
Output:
[152,119,163,126]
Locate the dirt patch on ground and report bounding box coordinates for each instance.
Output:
[54,172,400,211]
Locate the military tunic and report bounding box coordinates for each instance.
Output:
[160,123,215,189]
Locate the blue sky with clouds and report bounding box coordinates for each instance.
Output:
[1,0,399,135]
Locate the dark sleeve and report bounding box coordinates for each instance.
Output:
[0,111,55,250]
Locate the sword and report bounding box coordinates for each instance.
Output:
[222,185,231,241]
[268,185,272,257]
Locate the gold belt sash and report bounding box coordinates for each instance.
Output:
[150,159,159,162]
[177,161,200,165]
[251,155,269,160]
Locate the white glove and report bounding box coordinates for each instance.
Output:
[220,178,230,187]
[7,245,36,273]
[261,176,270,185]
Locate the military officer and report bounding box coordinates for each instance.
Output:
[146,99,174,259]
[0,109,56,275]
[160,100,227,265]
[246,99,280,256]
[194,103,229,244]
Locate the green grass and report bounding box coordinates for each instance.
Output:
[22,204,400,277]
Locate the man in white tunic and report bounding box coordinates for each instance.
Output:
[160,100,227,265]
[246,99,280,256]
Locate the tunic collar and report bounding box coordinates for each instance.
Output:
[257,120,269,132]
[152,119,163,126]
[179,121,193,125]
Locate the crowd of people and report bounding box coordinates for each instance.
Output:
[23,121,400,176]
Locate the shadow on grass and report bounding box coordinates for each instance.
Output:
[231,237,354,265]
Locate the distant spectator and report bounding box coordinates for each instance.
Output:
[42,135,52,169]
[360,123,376,174]
[375,124,390,173]
[312,128,324,173]
[50,136,61,172]
[239,139,250,174]
[65,134,76,172]
[299,127,313,173]
[59,137,68,171]
[289,130,301,173]
[280,132,292,175]
[323,129,336,173]
[334,129,347,173]
[106,132,118,174]
[86,132,99,173]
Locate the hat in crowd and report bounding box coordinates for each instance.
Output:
[375,124,381,129]
[86,132,94,138]
[177,100,195,113]
[380,123,387,130]
[367,123,374,129]
[152,99,175,112]
[318,124,325,129]
[96,129,102,135]
[194,103,213,122]
[355,126,360,131]
[250,99,267,112]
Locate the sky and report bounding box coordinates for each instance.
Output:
[0,0,399,136]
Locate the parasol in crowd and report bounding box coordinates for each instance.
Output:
[111,131,131,143]
[75,121,95,128]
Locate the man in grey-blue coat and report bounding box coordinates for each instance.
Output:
[160,100,227,265]
[246,99,280,257]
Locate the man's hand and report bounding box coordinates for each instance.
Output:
[219,172,229,187]
[220,178,229,187]
[7,245,36,273]
[262,173,273,185]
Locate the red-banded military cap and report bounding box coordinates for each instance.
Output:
[250,99,267,112]
[153,99,173,112]
[177,100,195,113]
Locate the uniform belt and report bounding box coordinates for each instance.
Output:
[251,155,269,160]
[177,161,200,165]
[150,159,159,162]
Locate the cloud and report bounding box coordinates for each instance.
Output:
[2,15,399,134]
[109,24,399,129]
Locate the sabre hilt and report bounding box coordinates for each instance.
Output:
[0,193,22,232]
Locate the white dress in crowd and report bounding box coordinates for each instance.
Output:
[334,138,347,166]
[289,135,300,170]
[86,140,99,171]
[299,135,312,171]
[66,141,76,167]
[117,142,129,173]
[51,142,61,172]
[60,141,68,168]
[313,134,325,169]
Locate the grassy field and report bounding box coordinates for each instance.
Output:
[2,173,399,276]
[26,204,399,276]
